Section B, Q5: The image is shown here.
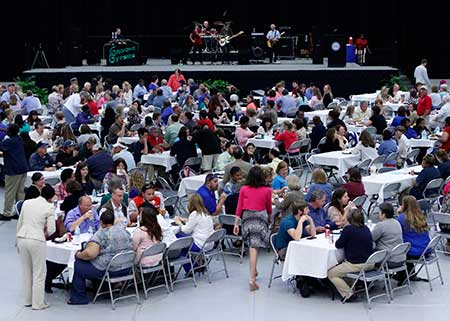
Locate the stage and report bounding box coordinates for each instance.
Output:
[23,58,399,99]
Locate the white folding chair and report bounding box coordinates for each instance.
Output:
[384,242,413,299]
[137,243,170,299]
[344,249,391,309]
[191,229,229,283]
[423,178,444,207]
[268,233,283,288]
[93,251,140,310]
[165,236,197,291]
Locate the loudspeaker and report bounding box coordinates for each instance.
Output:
[327,35,346,67]
[312,43,323,64]
[69,43,82,66]
[237,49,250,65]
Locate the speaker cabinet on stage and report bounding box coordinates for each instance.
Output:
[69,43,82,66]
[327,35,346,67]
[312,43,323,64]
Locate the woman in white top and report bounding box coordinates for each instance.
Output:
[351,129,378,161]
[16,185,56,310]
[257,118,274,136]
[309,87,323,110]
[343,105,356,124]
[176,193,214,252]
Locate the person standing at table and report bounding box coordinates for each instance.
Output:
[234,166,272,291]
[328,209,373,302]
[414,59,431,88]
[0,124,29,221]
[16,185,56,310]
[417,85,432,122]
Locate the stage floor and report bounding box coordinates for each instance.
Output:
[24,58,398,74]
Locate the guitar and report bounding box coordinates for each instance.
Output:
[267,31,285,48]
[218,31,244,47]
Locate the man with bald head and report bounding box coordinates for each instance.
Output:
[64,196,100,233]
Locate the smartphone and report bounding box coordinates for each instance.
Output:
[306,236,316,240]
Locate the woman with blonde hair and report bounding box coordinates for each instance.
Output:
[273,175,305,232]
[129,171,145,199]
[322,84,334,108]
[305,168,333,203]
[122,81,133,106]
[309,87,323,110]
[176,193,214,272]
[396,195,431,284]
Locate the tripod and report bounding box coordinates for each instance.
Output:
[31,43,49,69]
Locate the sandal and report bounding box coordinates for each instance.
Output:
[249,280,259,291]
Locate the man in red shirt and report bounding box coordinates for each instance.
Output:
[197,109,215,131]
[147,126,169,153]
[417,85,432,119]
[189,25,203,65]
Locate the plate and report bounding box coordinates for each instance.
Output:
[342,150,352,154]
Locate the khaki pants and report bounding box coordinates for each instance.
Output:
[328,261,374,298]
[17,238,47,309]
[4,174,26,216]
[201,154,219,172]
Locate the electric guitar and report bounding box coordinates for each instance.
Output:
[267,31,285,48]
[218,31,244,47]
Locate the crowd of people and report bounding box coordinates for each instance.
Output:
[2,65,449,309]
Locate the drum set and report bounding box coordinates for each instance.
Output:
[194,20,232,53]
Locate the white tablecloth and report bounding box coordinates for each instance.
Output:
[178,174,223,197]
[140,151,178,172]
[247,136,279,149]
[410,138,437,153]
[281,233,344,280]
[25,167,68,187]
[362,165,422,200]
[307,150,360,177]
[304,110,331,125]
[118,136,139,145]
[350,93,378,105]
[384,102,407,112]
[88,122,102,132]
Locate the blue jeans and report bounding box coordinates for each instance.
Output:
[69,259,130,304]
[176,232,202,272]
[62,106,76,124]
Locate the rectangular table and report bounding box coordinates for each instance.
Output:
[118,136,139,145]
[362,165,422,200]
[281,233,344,280]
[409,138,437,153]
[178,174,223,197]
[307,150,360,177]
[25,166,69,187]
[247,136,279,149]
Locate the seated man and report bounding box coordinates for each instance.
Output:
[216,142,235,172]
[197,173,226,217]
[107,113,129,145]
[68,209,133,305]
[29,141,61,171]
[64,196,100,233]
[55,140,79,166]
[275,200,316,259]
[223,166,243,196]
[99,185,128,226]
[307,190,337,233]
[128,183,164,222]
[29,122,51,144]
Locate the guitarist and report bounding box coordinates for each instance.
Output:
[219,24,233,64]
[189,25,203,65]
[266,24,281,63]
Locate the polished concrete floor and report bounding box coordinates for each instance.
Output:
[1,190,450,321]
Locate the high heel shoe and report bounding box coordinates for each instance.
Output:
[249,281,259,291]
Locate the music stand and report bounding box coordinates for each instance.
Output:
[31,43,49,69]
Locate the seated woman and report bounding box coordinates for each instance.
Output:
[275,200,316,259]
[378,129,398,166]
[351,129,378,161]
[365,106,387,135]
[247,108,259,132]
[27,110,41,128]
[74,162,95,195]
[293,117,308,140]
[102,158,130,192]
[24,172,45,200]
[305,168,333,203]
[54,168,74,201]
[274,121,299,154]
[342,105,356,124]
[371,203,403,265]
[390,106,407,128]
[132,206,163,268]
[257,117,274,137]
[327,188,353,228]
[272,161,289,194]
[319,128,343,153]
[396,196,431,285]
[129,170,145,199]
[175,194,214,272]
[409,154,440,200]
[342,168,365,201]
[327,109,347,130]
[242,143,256,164]
[327,209,374,302]
[74,105,94,131]
[14,114,30,133]
[335,124,349,150]
[273,175,305,233]
[68,209,133,305]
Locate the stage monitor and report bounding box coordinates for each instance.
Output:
[327,35,346,67]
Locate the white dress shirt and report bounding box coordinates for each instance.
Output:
[180,211,214,250]
[16,197,55,242]
[414,64,431,86]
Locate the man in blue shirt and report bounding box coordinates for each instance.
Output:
[0,84,20,103]
[0,124,29,220]
[86,144,113,189]
[436,149,450,179]
[21,90,42,114]
[305,83,315,100]
[29,141,60,171]
[275,200,316,259]
[64,196,100,233]
[401,118,418,139]
[275,89,296,116]
[308,190,337,233]
[196,173,226,216]
[133,79,148,100]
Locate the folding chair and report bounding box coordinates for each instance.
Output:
[407,235,444,291]
[137,243,170,299]
[165,236,197,291]
[369,155,386,169]
[355,159,371,176]
[218,214,245,263]
[406,149,420,167]
[377,167,396,174]
[130,124,143,131]
[282,141,303,169]
[297,138,311,168]
[268,233,283,288]
[364,126,377,136]
[323,202,331,214]
[182,156,202,173]
[352,195,368,219]
[383,152,398,167]
[440,176,450,194]
[431,212,450,254]
[156,176,178,198]
[164,195,179,217]
[15,200,24,216]
[385,242,413,299]
[423,178,444,207]
[93,251,140,310]
[191,229,229,283]
[344,249,391,309]
[286,107,298,118]
[290,168,303,179]
[383,106,394,118]
[367,182,401,216]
